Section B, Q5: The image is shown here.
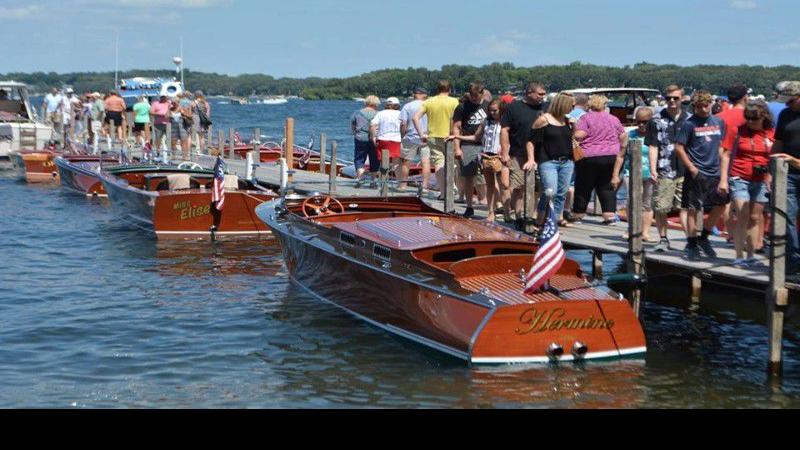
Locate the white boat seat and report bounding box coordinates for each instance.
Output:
[223,174,239,190]
[167,173,192,190]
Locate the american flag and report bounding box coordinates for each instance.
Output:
[212,156,226,211]
[524,195,566,294]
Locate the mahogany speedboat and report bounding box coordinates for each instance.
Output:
[255,195,646,364]
[101,162,277,239]
[11,148,61,183]
[232,141,345,175]
[55,154,120,196]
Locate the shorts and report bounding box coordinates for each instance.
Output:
[133,122,147,133]
[653,176,684,213]
[90,120,102,133]
[481,154,503,173]
[459,144,481,177]
[508,155,529,191]
[376,139,401,159]
[642,178,655,212]
[353,139,377,172]
[730,176,769,203]
[428,137,447,168]
[400,139,430,161]
[105,111,123,127]
[681,172,730,210]
[171,121,189,140]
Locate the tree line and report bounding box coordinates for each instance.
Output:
[4,62,800,100]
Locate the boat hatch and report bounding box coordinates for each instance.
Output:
[373,244,391,261]
[340,231,356,247]
[433,248,476,263]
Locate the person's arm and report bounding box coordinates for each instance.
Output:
[451,120,463,158]
[522,138,535,171]
[675,142,697,177]
[500,127,511,164]
[611,141,627,190]
[648,145,658,182]
[718,145,730,194]
[412,106,427,143]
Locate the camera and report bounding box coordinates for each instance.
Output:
[754,165,769,176]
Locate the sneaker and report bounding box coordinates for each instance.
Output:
[653,238,669,253]
[697,237,717,258]
[685,245,701,261]
[463,207,474,218]
[745,257,765,267]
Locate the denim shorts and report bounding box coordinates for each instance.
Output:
[730,177,768,203]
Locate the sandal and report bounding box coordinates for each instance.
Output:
[558,220,571,228]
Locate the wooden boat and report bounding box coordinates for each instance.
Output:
[231,142,346,175]
[55,154,120,196]
[101,163,277,239]
[255,195,646,364]
[11,148,61,183]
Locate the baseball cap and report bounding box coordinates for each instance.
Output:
[726,84,748,103]
[65,88,74,94]
[413,87,427,95]
[385,97,400,105]
[775,81,800,103]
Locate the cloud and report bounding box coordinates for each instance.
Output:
[730,1,757,9]
[472,30,534,58]
[776,42,800,51]
[0,5,44,19]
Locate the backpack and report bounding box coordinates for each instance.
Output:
[196,102,212,128]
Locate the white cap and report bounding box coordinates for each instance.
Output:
[385,96,400,105]
[65,88,74,94]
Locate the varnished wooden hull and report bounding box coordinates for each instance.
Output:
[11,150,60,183]
[257,197,646,364]
[55,156,118,196]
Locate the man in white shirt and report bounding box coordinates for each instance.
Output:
[370,97,403,185]
[399,87,430,191]
[61,88,78,148]
[42,88,64,146]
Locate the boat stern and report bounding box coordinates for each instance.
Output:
[469,300,646,364]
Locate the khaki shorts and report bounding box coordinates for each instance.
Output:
[400,139,430,161]
[428,137,446,168]
[653,176,684,213]
[508,155,529,191]
[482,154,503,173]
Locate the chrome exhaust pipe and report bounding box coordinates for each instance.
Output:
[546,343,564,362]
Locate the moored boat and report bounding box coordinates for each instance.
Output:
[255,195,646,364]
[11,148,61,183]
[55,154,120,196]
[101,162,277,239]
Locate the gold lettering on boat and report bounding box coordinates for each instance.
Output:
[515,308,615,334]
[178,203,211,220]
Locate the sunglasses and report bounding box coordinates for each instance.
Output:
[666,96,681,101]
[636,120,649,125]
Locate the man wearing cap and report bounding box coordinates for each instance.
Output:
[770,81,800,273]
[769,81,789,128]
[399,87,430,192]
[42,88,64,146]
[150,95,171,152]
[370,97,403,180]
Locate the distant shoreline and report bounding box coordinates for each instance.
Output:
[5,62,800,99]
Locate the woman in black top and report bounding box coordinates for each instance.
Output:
[527,93,576,226]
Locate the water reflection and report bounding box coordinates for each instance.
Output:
[153,238,284,278]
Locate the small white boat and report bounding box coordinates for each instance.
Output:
[0,81,53,161]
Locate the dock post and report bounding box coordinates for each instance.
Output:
[217,130,224,157]
[380,149,390,197]
[690,274,702,303]
[319,133,327,175]
[285,118,294,184]
[246,151,255,181]
[767,157,789,375]
[165,122,172,159]
[524,169,536,233]
[254,127,260,145]
[627,138,644,317]
[206,125,212,154]
[228,128,235,160]
[444,140,455,213]
[329,141,337,195]
[592,251,603,279]
[150,123,157,161]
[125,112,132,148]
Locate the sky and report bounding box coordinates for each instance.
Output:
[2,0,799,78]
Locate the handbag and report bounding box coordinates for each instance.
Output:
[567,120,584,161]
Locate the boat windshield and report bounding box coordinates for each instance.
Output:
[0,85,32,122]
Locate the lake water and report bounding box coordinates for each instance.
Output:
[1,99,798,408]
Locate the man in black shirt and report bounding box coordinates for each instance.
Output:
[500,82,545,229]
[452,81,488,218]
[770,81,800,273]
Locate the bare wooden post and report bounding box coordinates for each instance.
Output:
[217,130,224,157]
[285,118,294,184]
[444,139,455,213]
[254,127,260,145]
[627,138,644,316]
[329,140,337,195]
[592,251,603,279]
[228,128,235,160]
[524,169,536,233]
[690,274,702,303]
[150,122,157,156]
[319,133,327,175]
[380,149,390,197]
[125,112,133,146]
[767,156,789,375]
[166,122,172,155]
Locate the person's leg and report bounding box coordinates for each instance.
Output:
[733,198,749,260]
[420,145,431,190]
[571,158,593,220]
[484,168,497,221]
[595,156,617,221]
[642,179,655,240]
[538,160,559,212]
[748,202,765,260]
[787,175,800,271]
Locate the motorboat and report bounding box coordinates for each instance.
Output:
[0,81,53,161]
[55,154,121,196]
[563,87,660,127]
[101,162,277,239]
[11,146,61,183]
[231,141,345,175]
[255,194,646,364]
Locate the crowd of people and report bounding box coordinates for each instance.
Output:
[41,88,212,159]
[350,79,800,275]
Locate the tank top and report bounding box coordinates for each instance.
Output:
[532,120,573,163]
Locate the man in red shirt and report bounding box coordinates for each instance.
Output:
[715,84,749,242]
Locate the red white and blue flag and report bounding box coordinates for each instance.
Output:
[523,195,565,294]
[212,156,226,211]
